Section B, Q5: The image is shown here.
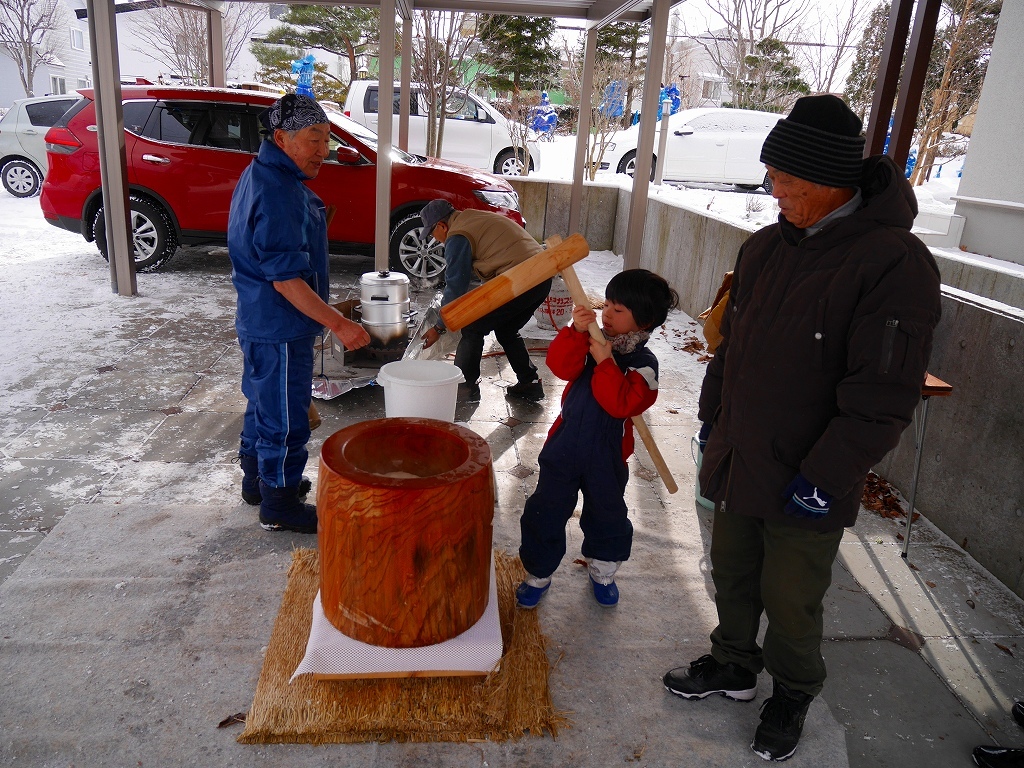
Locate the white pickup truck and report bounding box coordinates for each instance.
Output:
[344,81,540,176]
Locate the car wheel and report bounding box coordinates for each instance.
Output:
[762,172,773,195]
[616,150,656,182]
[1,159,43,198]
[94,195,179,273]
[389,212,447,281]
[494,148,532,176]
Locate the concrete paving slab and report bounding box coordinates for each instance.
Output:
[823,640,991,767]
[63,368,201,411]
[0,501,850,768]
[138,412,245,463]
[4,409,167,460]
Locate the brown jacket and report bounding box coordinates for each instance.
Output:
[698,156,942,531]
[446,209,542,280]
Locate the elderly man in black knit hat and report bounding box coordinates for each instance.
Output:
[662,94,942,761]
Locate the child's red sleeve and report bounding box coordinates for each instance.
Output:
[545,325,591,382]
[590,358,658,419]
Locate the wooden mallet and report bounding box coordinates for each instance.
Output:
[556,255,678,494]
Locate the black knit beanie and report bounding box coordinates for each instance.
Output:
[759,94,865,187]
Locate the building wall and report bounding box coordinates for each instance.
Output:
[0,0,91,107]
[954,1,1024,266]
[510,175,1024,600]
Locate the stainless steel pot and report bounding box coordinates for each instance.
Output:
[359,298,410,324]
[359,271,411,348]
[360,271,409,304]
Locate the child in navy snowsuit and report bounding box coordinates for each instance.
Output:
[517,269,679,608]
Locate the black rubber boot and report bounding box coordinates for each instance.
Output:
[239,454,262,505]
[239,455,310,506]
[258,482,318,534]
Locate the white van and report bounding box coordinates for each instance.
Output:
[344,81,540,176]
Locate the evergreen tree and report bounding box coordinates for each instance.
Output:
[843,2,892,125]
[250,41,347,104]
[261,6,379,89]
[476,15,559,94]
[731,37,809,112]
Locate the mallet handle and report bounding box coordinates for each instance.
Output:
[560,264,678,494]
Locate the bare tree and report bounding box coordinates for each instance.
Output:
[0,0,68,97]
[128,2,266,85]
[692,0,811,102]
[562,36,643,181]
[407,10,480,160]
[910,0,1000,185]
[796,0,875,94]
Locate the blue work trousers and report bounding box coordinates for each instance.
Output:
[519,426,631,579]
[239,336,315,489]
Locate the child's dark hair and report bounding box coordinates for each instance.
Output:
[605,269,680,330]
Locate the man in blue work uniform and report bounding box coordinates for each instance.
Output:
[228,94,369,533]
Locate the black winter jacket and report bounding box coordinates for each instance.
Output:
[698,156,942,531]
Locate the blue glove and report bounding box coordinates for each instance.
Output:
[698,421,712,449]
[783,474,833,519]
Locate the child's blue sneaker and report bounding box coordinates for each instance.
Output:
[515,580,549,609]
[590,576,619,607]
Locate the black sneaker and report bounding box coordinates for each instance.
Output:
[506,379,544,401]
[1014,701,1024,730]
[458,382,481,402]
[973,746,1024,768]
[663,654,757,701]
[750,680,814,762]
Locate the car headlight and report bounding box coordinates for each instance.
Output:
[474,189,520,211]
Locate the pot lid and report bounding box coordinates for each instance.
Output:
[360,270,410,287]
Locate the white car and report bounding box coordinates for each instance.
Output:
[344,81,540,176]
[599,107,783,192]
[0,94,78,197]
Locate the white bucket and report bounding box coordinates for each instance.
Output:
[376,360,465,422]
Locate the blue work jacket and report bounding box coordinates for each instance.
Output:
[228,139,329,343]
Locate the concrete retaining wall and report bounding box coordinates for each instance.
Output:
[510,175,1024,600]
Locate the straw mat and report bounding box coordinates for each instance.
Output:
[238,548,567,744]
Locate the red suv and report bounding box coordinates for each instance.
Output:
[39,86,524,276]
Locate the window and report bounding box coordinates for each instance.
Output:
[122,101,156,135]
[701,80,722,102]
[144,103,210,144]
[77,78,90,89]
[70,28,84,50]
[50,76,67,95]
[364,87,420,116]
[25,98,76,126]
[446,95,481,121]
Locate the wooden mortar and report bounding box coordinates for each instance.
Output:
[317,418,494,648]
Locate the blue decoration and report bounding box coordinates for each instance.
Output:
[292,54,316,98]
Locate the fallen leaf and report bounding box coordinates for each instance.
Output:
[217,712,246,728]
[966,599,976,609]
[573,558,588,567]
[995,643,1014,657]
[926,581,936,588]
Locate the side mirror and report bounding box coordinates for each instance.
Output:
[673,127,694,136]
[333,145,362,164]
